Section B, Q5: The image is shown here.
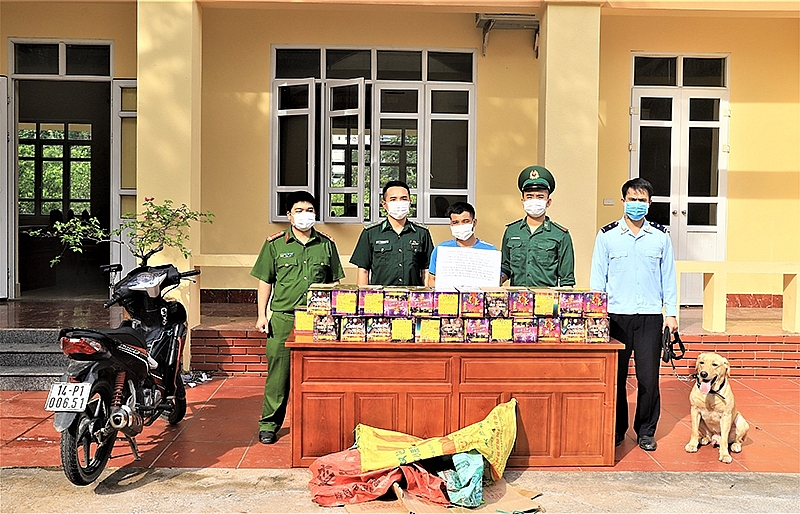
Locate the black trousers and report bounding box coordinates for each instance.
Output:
[610,313,663,438]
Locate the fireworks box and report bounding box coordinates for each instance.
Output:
[408,287,435,316]
[537,317,561,342]
[313,315,338,341]
[440,317,464,343]
[508,287,534,317]
[558,290,585,318]
[332,286,359,316]
[458,287,485,318]
[415,317,441,343]
[464,318,490,343]
[482,287,509,318]
[513,318,538,343]
[560,317,587,342]
[586,317,611,343]
[293,307,314,334]
[533,289,559,317]
[339,316,366,342]
[434,288,460,317]
[584,291,609,318]
[307,283,334,315]
[383,287,410,317]
[358,286,385,316]
[366,317,392,342]
[490,318,513,342]
[391,318,414,342]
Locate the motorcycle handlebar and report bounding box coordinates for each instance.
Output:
[104,294,122,309]
[180,269,201,278]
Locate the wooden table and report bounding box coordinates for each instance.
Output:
[287,335,623,467]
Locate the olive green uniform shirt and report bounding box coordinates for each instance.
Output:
[349,219,434,286]
[501,216,575,287]
[251,228,345,313]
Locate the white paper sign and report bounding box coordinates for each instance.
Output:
[433,246,502,288]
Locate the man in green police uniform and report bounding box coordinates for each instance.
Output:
[350,180,434,286]
[500,166,575,287]
[251,191,344,444]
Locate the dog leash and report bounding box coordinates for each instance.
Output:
[662,328,694,383]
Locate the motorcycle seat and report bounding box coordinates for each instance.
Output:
[66,326,147,349]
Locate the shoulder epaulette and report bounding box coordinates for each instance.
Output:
[364,219,383,230]
[649,221,669,233]
[316,230,336,242]
[410,220,428,230]
[600,221,619,233]
[506,218,525,227]
[551,221,569,233]
[266,231,284,242]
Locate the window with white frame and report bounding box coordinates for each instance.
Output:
[271,48,476,224]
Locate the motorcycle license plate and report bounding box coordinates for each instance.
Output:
[44,382,91,412]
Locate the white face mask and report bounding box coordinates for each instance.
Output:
[523,198,548,218]
[450,223,475,241]
[386,200,410,220]
[291,211,316,231]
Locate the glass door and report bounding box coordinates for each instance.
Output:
[630,87,729,305]
[111,80,137,274]
[1,75,8,299]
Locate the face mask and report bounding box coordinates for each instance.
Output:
[624,201,649,221]
[523,199,547,218]
[386,200,410,220]
[450,223,475,241]
[291,211,316,231]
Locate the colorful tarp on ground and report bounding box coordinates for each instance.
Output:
[356,399,517,481]
[309,399,518,507]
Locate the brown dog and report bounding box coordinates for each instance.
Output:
[685,352,750,463]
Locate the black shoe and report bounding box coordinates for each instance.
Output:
[615,433,625,447]
[259,430,277,444]
[638,435,657,451]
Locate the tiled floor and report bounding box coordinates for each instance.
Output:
[1,376,798,472]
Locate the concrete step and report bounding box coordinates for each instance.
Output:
[0,329,60,344]
[0,366,66,391]
[1,329,65,390]
[0,343,69,367]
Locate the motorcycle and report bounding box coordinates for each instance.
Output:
[44,261,200,485]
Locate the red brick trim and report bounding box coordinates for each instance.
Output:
[726,294,783,308]
[190,329,800,378]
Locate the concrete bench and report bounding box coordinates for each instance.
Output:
[676,261,799,333]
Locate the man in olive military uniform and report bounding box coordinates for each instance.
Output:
[350,180,434,286]
[251,191,344,444]
[500,166,575,287]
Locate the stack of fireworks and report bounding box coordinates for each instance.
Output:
[295,284,610,344]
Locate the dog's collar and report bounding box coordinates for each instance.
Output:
[696,376,727,400]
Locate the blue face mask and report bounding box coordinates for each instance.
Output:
[624,201,649,221]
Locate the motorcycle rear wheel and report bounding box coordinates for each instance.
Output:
[164,373,186,425]
[61,380,117,486]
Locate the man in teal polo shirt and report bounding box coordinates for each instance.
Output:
[350,180,434,286]
[251,191,344,444]
[500,166,575,287]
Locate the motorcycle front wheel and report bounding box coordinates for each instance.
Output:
[60,380,117,486]
[163,373,186,425]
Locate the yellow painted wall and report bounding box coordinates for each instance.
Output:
[599,11,800,294]
[0,2,137,77]
[199,7,541,288]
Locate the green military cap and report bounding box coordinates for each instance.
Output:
[518,165,556,193]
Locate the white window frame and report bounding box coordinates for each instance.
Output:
[324,78,365,224]
[271,78,316,223]
[422,83,476,224]
[373,82,424,222]
[111,79,137,275]
[8,38,114,82]
[269,46,477,225]
[1,75,9,299]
